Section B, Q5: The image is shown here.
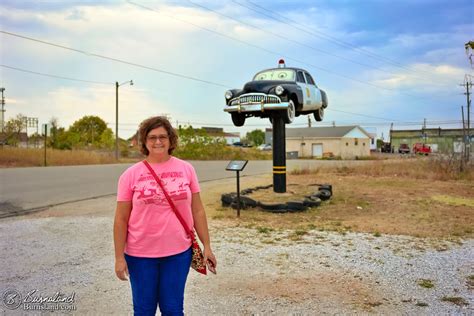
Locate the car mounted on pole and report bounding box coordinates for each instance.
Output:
[223,59,328,127]
[223,60,328,193]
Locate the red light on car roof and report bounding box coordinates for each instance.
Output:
[278,59,285,68]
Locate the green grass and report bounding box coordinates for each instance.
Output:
[441,296,469,306]
[431,195,474,207]
[257,226,274,234]
[417,279,435,289]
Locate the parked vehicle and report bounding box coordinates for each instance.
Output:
[224,59,328,126]
[398,144,410,154]
[413,143,431,155]
[257,144,272,151]
[381,142,393,153]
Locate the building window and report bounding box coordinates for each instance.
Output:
[371,138,374,145]
[346,142,348,146]
[363,143,365,146]
[355,139,358,146]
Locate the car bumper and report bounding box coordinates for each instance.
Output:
[223,102,290,113]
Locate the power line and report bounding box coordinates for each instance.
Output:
[239,0,442,79]
[0,30,230,89]
[129,1,450,102]
[1,64,113,85]
[3,62,425,126]
[189,0,449,88]
[0,30,458,126]
[108,119,462,128]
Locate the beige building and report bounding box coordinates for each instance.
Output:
[286,126,371,159]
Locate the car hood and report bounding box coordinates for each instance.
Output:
[241,80,293,94]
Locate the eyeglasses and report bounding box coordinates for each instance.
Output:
[147,135,169,143]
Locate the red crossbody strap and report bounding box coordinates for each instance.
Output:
[142,160,195,240]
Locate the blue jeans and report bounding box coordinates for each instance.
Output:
[124,247,192,316]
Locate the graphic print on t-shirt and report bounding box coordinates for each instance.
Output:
[134,171,188,206]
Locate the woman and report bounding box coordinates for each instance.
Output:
[113,116,217,315]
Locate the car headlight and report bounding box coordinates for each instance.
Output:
[275,85,284,96]
[225,90,233,100]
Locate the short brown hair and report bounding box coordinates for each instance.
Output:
[138,116,178,156]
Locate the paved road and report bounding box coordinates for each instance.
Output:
[0,160,370,217]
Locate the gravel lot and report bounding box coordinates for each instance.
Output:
[0,180,473,315]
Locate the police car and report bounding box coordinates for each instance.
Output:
[224,60,328,127]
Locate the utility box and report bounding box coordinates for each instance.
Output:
[286,151,298,159]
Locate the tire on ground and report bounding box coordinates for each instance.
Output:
[286,201,307,212]
[318,184,332,194]
[221,193,236,206]
[258,202,287,211]
[303,198,321,207]
[318,189,332,201]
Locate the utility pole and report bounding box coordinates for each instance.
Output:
[307,116,311,128]
[460,77,472,161]
[0,88,5,134]
[115,80,134,160]
[462,106,466,163]
[423,118,427,144]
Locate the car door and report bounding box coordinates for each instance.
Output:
[295,70,311,110]
[304,72,322,110]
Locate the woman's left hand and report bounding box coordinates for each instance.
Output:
[203,247,217,274]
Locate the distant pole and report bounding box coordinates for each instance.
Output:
[460,77,472,161]
[423,118,427,143]
[44,124,47,167]
[0,87,5,133]
[115,80,134,161]
[115,81,119,160]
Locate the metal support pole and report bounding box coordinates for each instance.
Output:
[0,87,5,134]
[466,81,471,162]
[236,170,240,217]
[44,124,47,167]
[115,81,119,161]
[272,114,286,193]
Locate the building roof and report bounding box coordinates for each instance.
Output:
[286,126,370,138]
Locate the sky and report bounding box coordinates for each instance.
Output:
[1,0,473,140]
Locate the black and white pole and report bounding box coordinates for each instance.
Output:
[272,114,286,193]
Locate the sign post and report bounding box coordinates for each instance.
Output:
[225,160,248,217]
[42,124,50,167]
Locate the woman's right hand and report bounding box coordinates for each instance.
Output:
[115,257,129,281]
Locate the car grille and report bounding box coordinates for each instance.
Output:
[230,94,281,106]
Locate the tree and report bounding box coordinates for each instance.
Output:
[68,115,113,148]
[245,129,265,146]
[69,115,108,145]
[4,114,26,146]
[48,117,60,148]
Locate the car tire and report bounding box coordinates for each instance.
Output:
[221,193,236,206]
[314,107,324,121]
[282,100,296,124]
[286,201,307,212]
[231,113,246,127]
[318,189,332,201]
[303,198,321,207]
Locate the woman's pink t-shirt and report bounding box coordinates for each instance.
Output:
[117,157,200,258]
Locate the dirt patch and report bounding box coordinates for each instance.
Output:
[247,183,320,203]
[217,273,382,311]
[209,168,473,239]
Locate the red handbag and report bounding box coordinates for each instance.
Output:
[143,160,207,275]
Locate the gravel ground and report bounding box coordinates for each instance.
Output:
[0,192,473,315]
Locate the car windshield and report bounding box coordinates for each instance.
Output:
[253,69,295,81]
